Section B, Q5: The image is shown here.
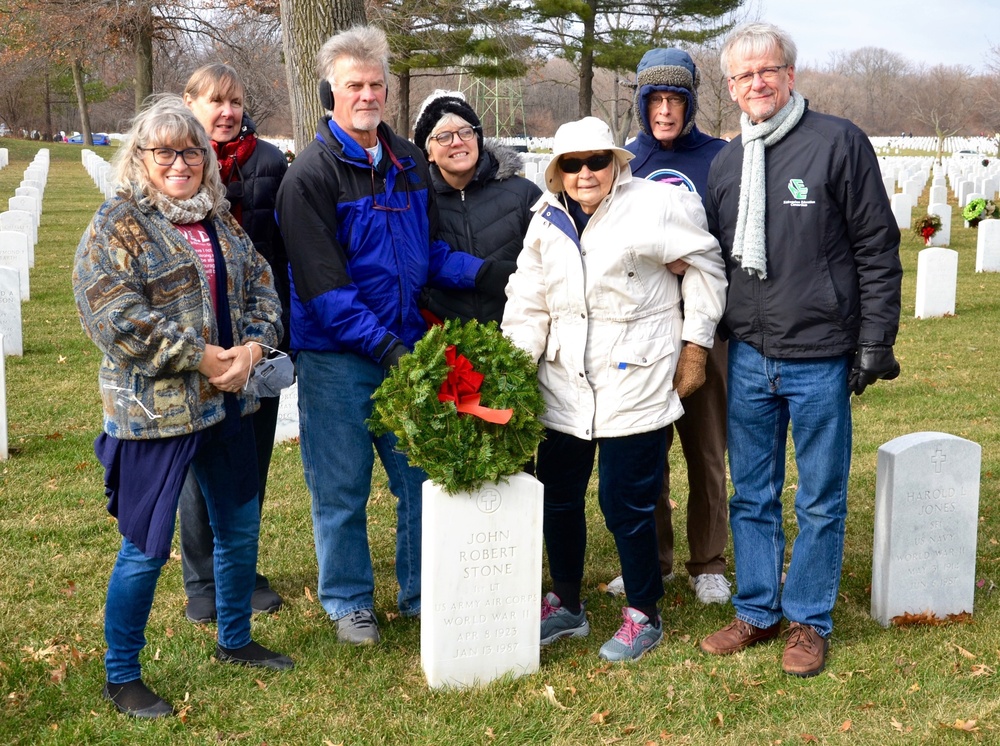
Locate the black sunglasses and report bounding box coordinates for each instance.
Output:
[558,152,614,174]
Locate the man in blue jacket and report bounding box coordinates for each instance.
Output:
[275,26,501,646]
[605,48,732,607]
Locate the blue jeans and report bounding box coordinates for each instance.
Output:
[297,350,425,619]
[536,427,667,609]
[726,340,852,638]
[104,459,260,684]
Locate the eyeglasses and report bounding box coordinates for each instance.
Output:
[648,94,686,109]
[729,65,789,88]
[139,147,207,166]
[429,126,479,146]
[558,152,614,174]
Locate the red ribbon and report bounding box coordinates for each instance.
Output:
[437,345,513,425]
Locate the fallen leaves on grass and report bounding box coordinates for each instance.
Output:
[711,712,723,728]
[891,610,973,627]
[58,581,76,597]
[839,720,852,732]
[587,663,612,681]
[800,735,818,743]
[305,586,315,603]
[589,710,610,725]
[969,664,993,677]
[948,642,976,660]
[543,684,567,710]
[890,717,912,733]
[939,719,978,732]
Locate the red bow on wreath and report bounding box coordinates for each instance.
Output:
[437,345,513,425]
[921,225,935,245]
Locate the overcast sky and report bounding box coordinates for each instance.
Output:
[754,0,998,73]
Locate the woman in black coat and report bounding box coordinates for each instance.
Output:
[180,63,289,623]
[413,90,541,325]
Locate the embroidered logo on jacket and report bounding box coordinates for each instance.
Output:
[784,178,816,207]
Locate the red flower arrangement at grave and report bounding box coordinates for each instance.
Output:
[912,213,942,245]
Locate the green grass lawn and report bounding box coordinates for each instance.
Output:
[1,137,998,745]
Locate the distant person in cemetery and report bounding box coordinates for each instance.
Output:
[73,94,291,719]
[603,47,732,607]
[699,22,902,678]
[179,63,289,625]
[412,90,541,325]
[502,116,726,662]
[275,26,498,646]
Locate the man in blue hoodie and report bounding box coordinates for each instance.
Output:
[605,48,731,606]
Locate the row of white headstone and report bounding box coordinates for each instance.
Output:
[0,149,49,361]
[82,149,117,200]
[0,147,8,169]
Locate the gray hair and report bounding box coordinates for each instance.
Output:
[112,93,226,215]
[316,25,390,86]
[720,23,798,77]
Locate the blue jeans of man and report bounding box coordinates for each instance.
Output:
[727,339,852,639]
[296,350,425,619]
[536,427,667,609]
[104,459,260,684]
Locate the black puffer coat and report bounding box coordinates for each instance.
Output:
[422,141,541,325]
[226,114,290,348]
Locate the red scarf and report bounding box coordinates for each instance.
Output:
[212,133,257,223]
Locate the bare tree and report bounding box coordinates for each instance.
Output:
[911,64,976,163]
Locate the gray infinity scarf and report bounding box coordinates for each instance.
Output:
[144,187,214,224]
[732,90,806,280]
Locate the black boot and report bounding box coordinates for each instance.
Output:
[103,679,174,719]
[216,640,294,670]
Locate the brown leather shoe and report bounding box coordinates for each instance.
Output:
[700,617,782,655]
[782,622,829,677]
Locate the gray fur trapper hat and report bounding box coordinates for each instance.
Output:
[634,48,699,138]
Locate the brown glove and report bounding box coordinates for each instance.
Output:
[672,343,708,399]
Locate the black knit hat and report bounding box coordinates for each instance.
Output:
[412,90,483,158]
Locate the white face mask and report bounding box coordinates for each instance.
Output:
[244,345,295,398]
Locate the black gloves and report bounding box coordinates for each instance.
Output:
[380,340,409,370]
[848,343,900,395]
[475,260,516,296]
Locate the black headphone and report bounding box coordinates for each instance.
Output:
[318,77,389,111]
[319,79,334,110]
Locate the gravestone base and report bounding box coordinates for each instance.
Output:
[871,432,981,627]
[421,472,543,689]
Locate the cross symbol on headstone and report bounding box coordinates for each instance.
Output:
[478,490,500,512]
[931,448,946,474]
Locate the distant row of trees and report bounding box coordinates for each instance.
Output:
[2,1,999,155]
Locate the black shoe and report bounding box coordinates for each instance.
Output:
[216,641,294,671]
[185,596,217,624]
[103,679,174,719]
[251,586,284,615]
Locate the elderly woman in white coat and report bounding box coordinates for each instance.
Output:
[502,116,726,662]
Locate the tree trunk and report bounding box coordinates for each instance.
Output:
[133,3,154,112]
[43,71,53,140]
[280,0,367,151]
[72,58,93,147]
[577,1,596,118]
[396,68,410,137]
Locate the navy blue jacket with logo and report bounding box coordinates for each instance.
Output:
[275,117,483,362]
[626,126,725,201]
[705,106,901,358]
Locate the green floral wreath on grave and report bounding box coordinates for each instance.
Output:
[369,319,545,495]
[962,197,998,223]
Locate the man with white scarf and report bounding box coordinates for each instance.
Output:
[700,23,902,677]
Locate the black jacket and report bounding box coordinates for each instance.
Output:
[421,142,542,325]
[706,107,902,358]
[227,115,290,348]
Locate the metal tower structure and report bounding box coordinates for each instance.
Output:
[457,67,528,140]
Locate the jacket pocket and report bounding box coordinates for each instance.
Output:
[609,335,674,368]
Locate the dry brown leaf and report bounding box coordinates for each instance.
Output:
[45,432,63,440]
[59,581,76,597]
[891,717,903,732]
[255,679,267,689]
[543,684,567,710]
[305,586,315,603]
[669,498,678,509]
[800,735,818,743]
[587,663,612,680]
[907,682,920,692]
[485,727,495,740]
[176,704,192,724]
[153,648,161,661]
[970,664,993,677]
[839,720,852,732]
[712,712,724,728]
[589,709,610,725]
[623,724,637,735]
[949,642,976,660]
[165,627,174,639]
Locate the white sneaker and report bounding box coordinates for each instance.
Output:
[605,572,675,597]
[688,573,732,604]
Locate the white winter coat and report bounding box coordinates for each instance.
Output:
[502,167,726,440]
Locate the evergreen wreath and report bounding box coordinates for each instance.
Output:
[369,319,545,494]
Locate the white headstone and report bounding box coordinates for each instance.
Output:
[7,196,37,228]
[871,432,981,627]
[914,247,958,318]
[975,218,1000,272]
[957,180,975,206]
[929,185,948,206]
[0,231,29,300]
[981,178,997,200]
[0,267,23,356]
[273,381,300,443]
[0,333,6,459]
[0,211,35,266]
[14,186,41,216]
[890,193,914,230]
[926,203,952,247]
[421,472,543,689]
[881,175,895,197]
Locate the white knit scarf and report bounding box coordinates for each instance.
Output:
[143,187,214,224]
[731,90,806,280]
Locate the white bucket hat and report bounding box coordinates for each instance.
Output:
[545,116,634,193]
